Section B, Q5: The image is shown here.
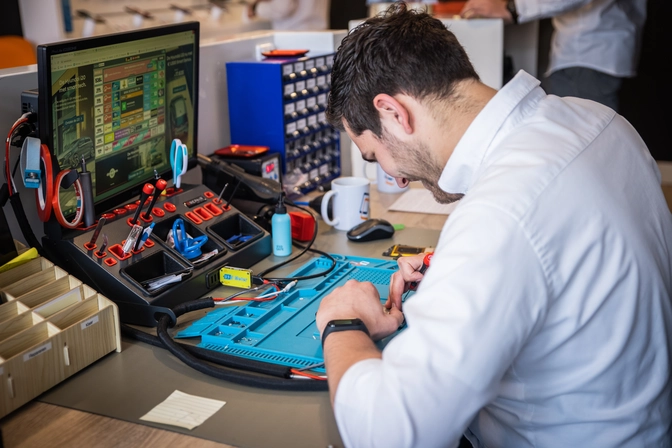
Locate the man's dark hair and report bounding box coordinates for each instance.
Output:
[326,2,479,137]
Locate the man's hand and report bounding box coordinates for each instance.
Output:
[461,0,514,23]
[246,0,270,19]
[316,280,404,341]
[387,254,427,311]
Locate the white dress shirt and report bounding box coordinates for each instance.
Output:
[333,71,672,448]
[515,0,646,77]
[255,0,329,31]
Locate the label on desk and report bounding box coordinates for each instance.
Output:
[24,342,52,362]
[81,315,99,330]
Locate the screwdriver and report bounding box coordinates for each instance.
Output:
[131,183,154,224]
[406,253,433,292]
[142,178,168,220]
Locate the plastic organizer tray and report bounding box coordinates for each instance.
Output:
[0,255,121,418]
[176,254,413,373]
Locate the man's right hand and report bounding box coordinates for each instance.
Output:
[387,254,427,311]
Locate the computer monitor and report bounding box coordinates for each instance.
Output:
[36,22,199,218]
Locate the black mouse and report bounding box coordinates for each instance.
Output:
[347,218,395,242]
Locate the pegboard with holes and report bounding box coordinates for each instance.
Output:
[176,254,414,372]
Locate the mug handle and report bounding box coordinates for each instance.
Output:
[321,190,339,226]
[362,162,377,184]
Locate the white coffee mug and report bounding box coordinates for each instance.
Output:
[321,177,370,231]
[362,162,410,194]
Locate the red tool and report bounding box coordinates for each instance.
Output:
[142,178,168,220]
[407,253,433,292]
[131,183,154,224]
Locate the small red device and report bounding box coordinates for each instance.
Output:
[289,211,315,242]
[214,145,269,158]
[262,49,309,58]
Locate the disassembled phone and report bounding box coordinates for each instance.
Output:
[382,244,434,259]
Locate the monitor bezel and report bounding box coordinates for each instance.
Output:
[36,22,200,219]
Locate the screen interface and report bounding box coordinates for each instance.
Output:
[45,27,197,217]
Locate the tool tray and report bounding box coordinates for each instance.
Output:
[43,184,272,326]
[177,254,413,373]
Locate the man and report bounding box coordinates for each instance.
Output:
[247,0,329,31]
[459,0,646,112]
[316,3,671,447]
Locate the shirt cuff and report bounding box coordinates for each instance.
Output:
[333,358,383,446]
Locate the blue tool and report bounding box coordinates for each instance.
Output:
[170,138,188,189]
[172,218,207,260]
[135,222,155,251]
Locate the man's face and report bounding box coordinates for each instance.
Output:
[348,126,462,204]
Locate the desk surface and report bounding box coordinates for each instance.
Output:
[1,187,448,448]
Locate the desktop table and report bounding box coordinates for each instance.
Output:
[0,187,448,448]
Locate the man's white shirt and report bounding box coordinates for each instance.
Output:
[334,71,672,447]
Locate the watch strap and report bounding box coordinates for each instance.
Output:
[321,318,370,348]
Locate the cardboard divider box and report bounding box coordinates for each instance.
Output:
[0,256,121,418]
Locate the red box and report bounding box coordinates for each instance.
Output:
[289,211,315,242]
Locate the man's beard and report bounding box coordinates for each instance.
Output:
[381,130,463,204]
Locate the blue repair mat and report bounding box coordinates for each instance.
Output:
[176,254,412,373]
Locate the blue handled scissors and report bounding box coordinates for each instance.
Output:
[170,138,188,189]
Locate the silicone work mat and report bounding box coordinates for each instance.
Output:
[176,254,412,373]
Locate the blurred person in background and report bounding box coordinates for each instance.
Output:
[460,0,646,112]
[247,0,330,30]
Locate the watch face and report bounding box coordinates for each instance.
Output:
[330,319,357,326]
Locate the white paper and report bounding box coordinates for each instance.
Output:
[388,189,460,215]
[140,390,226,430]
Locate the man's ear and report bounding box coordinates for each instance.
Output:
[373,94,413,135]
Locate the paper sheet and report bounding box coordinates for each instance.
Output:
[388,189,460,215]
[140,390,226,430]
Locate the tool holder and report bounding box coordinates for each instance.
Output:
[42,184,272,326]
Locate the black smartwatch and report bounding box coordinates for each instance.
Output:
[321,318,370,348]
[506,0,519,24]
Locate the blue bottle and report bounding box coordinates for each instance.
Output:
[272,196,292,256]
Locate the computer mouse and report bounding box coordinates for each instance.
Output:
[347,218,395,242]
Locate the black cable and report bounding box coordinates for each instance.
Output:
[12,156,20,179]
[254,201,336,282]
[139,297,327,391]
[121,323,291,378]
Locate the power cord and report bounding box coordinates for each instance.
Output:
[253,200,336,283]
[121,295,328,391]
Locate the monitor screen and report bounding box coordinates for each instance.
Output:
[37,22,199,218]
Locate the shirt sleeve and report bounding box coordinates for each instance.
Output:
[333,202,549,448]
[255,0,299,22]
[515,0,592,22]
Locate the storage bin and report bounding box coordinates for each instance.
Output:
[0,255,121,418]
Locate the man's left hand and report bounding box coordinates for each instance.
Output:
[316,280,405,341]
[461,0,513,23]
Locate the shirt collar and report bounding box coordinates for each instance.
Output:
[438,70,542,194]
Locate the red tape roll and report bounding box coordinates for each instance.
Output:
[35,144,54,222]
[52,169,83,229]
